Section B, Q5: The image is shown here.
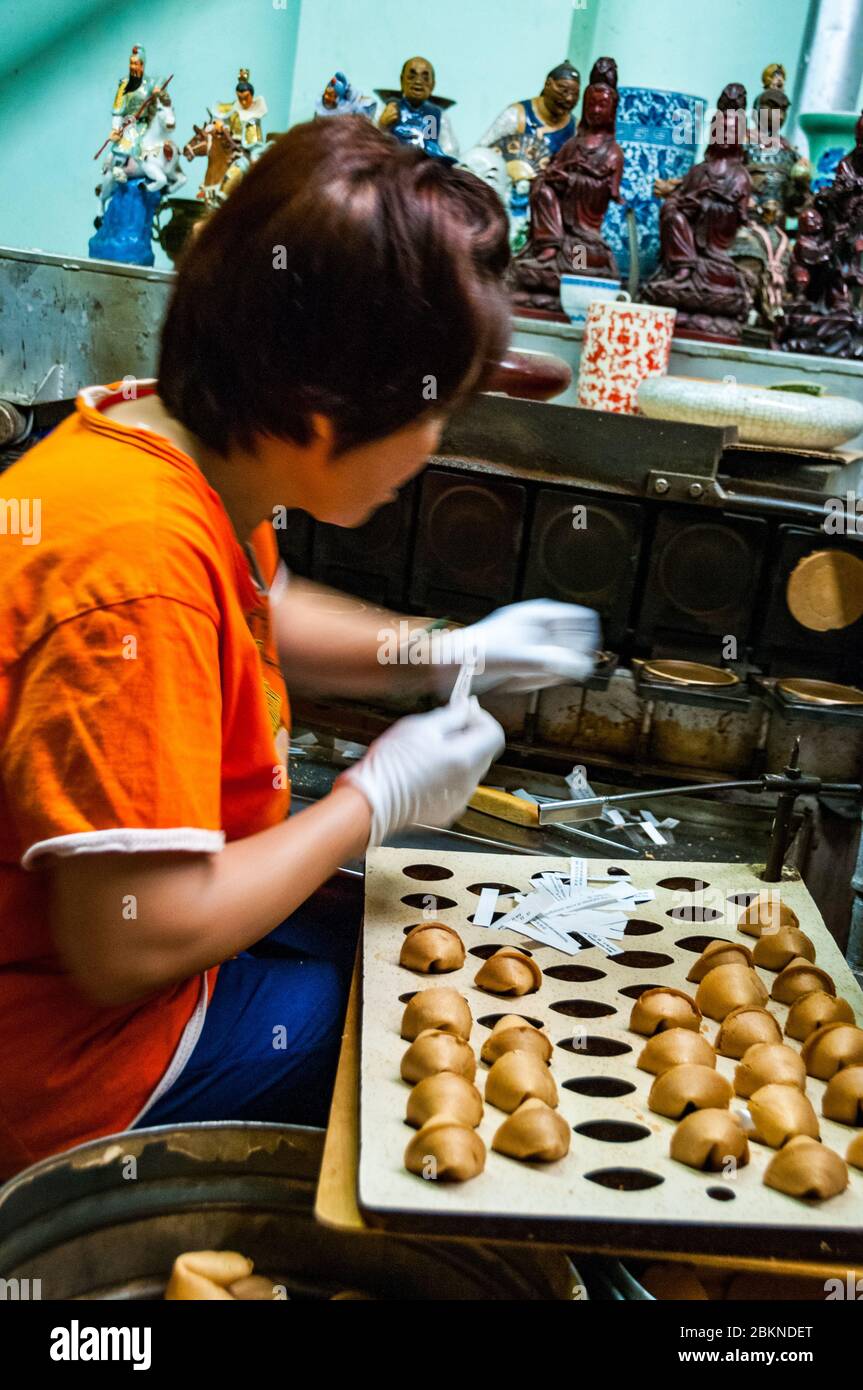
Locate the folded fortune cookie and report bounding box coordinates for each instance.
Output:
[763,1136,848,1201]
[474,947,543,997]
[400,987,472,1042]
[492,1098,570,1162]
[484,1049,558,1112]
[480,1014,552,1065]
[399,921,465,974]
[404,1117,486,1182]
[400,1028,476,1084]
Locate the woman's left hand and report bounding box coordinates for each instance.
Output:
[436,599,601,697]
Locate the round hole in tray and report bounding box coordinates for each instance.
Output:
[557,1035,632,1057]
[564,1076,637,1099]
[575,1119,651,1143]
[611,950,674,970]
[707,1186,736,1203]
[657,877,710,893]
[623,919,664,936]
[666,905,724,923]
[478,1013,544,1030]
[398,991,418,1004]
[400,894,458,911]
[728,892,759,908]
[544,964,607,983]
[467,910,509,926]
[674,934,729,953]
[550,999,617,1019]
[465,882,519,896]
[618,982,665,1000]
[584,1168,664,1192]
[607,867,631,877]
[469,943,533,960]
[402,864,455,882]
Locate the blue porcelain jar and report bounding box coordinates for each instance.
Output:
[603,87,707,282]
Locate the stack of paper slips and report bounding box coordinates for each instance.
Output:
[472,859,655,957]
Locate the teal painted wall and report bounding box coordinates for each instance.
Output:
[3,0,862,271]
[0,0,301,268]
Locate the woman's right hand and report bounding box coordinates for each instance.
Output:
[337,698,505,848]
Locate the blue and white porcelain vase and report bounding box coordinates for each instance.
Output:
[800,111,860,192]
[603,87,707,282]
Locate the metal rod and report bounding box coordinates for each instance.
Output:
[762,739,803,882]
[547,821,640,856]
[538,779,764,825]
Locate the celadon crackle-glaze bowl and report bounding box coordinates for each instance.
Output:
[637,376,863,450]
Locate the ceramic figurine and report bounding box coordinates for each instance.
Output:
[746,70,810,222]
[730,69,810,335]
[508,58,624,316]
[478,62,581,177]
[182,115,248,208]
[458,146,511,197]
[90,45,176,266]
[109,44,159,140]
[506,160,536,253]
[377,57,459,161]
[642,83,753,343]
[779,110,863,359]
[315,71,376,120]
[214,69,268,163]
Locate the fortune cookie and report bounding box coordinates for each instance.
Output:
[164,1251,255,1301]
[399,921,465,974]
[748,1083,820,1148]
[474,947,542,997]
[480,1015,552,1066]
[638,1028,716,1076]
[822,1066,863,1126]
[629,987,702,1036]
[763,1136,848,1201]
[400,1029,476,1084]
[406,1072,483,1129]
[695,964,768,1022]
[801,1023,863,1081]
[686,940,753,983]
[649,1064,732,1119]
[737,894,799,937]
[404,1117,486,1182]
[229,1276,282,1301]
[734,1043,807,1098]
[670,1109,750,1172]
[485,1049,559,1112]
[715,1005,783,1059]
[752,927,816,972]
[848,1133,863,1171]
[771,959,835,1005]
[400,987,472,1042]
[785,991,856,1042]
[492,1098,571,1162]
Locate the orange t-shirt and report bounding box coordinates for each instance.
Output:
[0,383,290,1178]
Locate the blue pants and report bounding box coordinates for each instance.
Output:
[137,874,361,1130]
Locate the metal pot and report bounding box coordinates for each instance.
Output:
[0,1123,580,1300]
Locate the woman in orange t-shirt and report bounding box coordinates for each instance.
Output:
[0,117,599,1174]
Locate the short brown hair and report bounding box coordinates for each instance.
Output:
[159,117,511,456]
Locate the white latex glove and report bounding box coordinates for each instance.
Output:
[429,600,602,697]
[338,698,505,849]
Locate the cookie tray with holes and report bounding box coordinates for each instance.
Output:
[356,848,863,1259]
